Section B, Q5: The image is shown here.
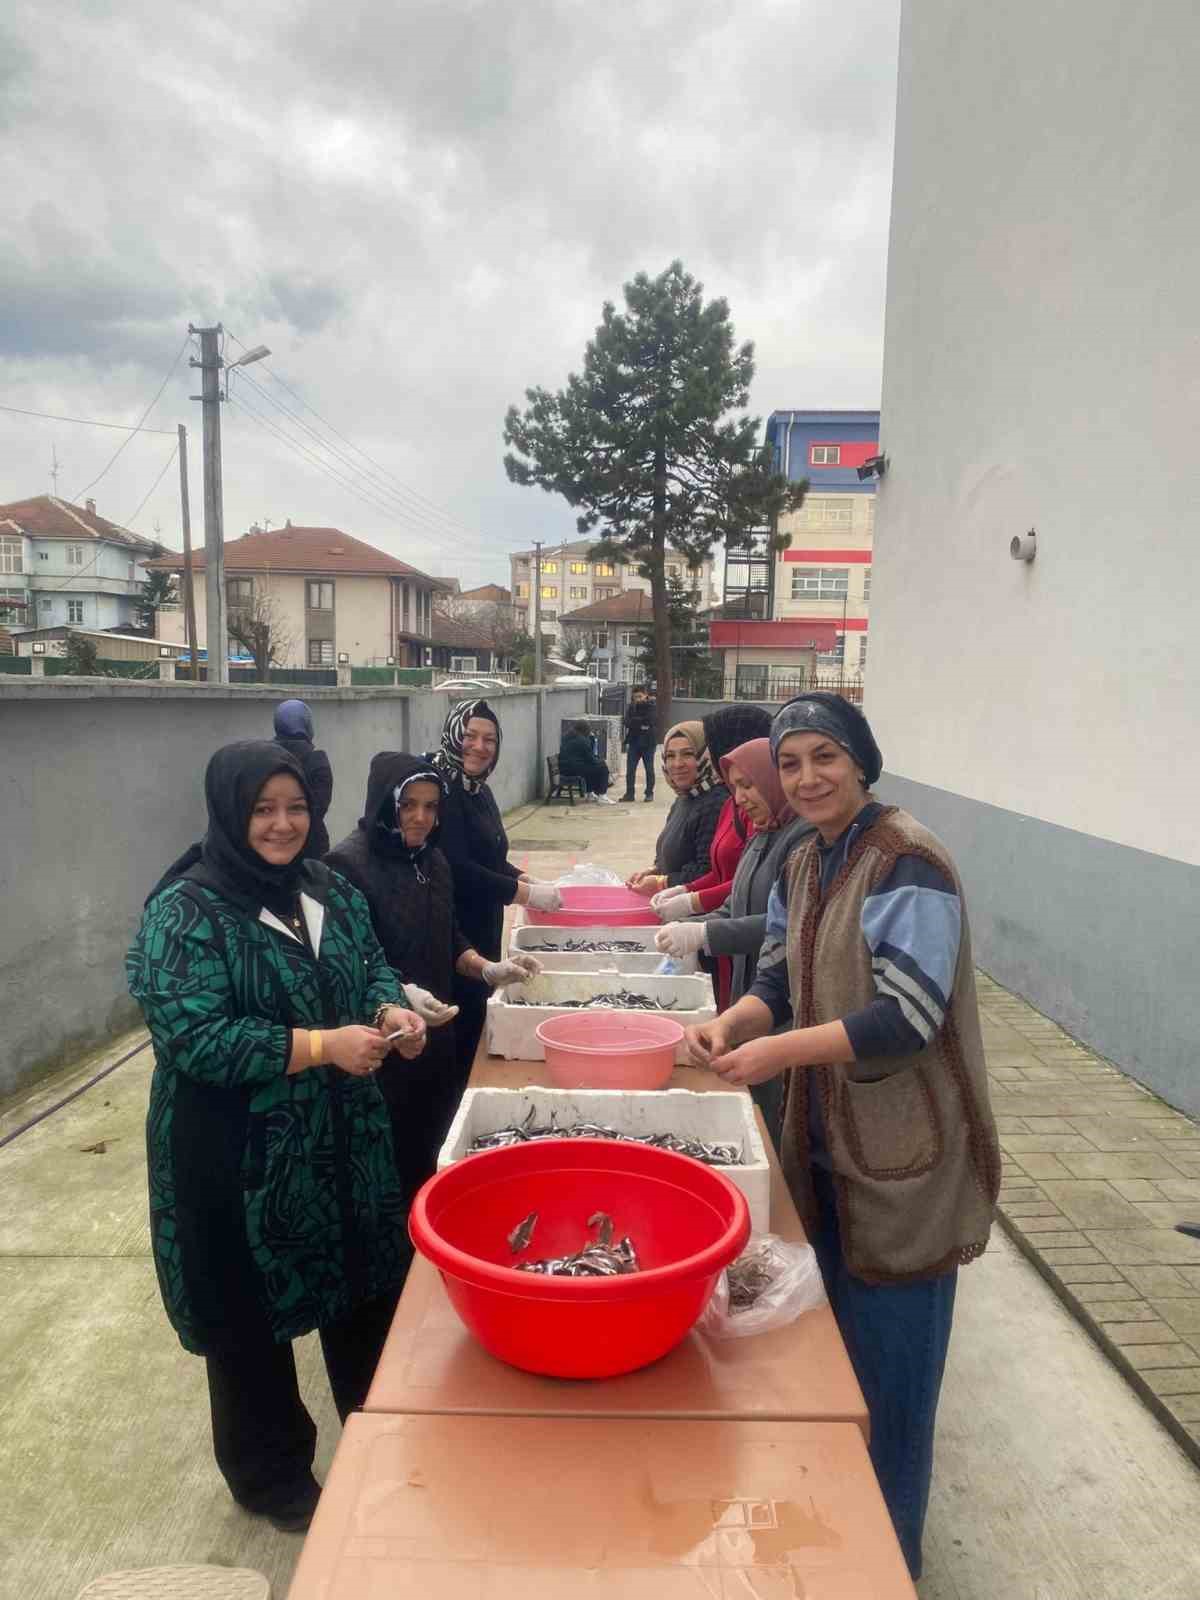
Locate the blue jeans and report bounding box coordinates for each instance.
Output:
[809,1165,956,1580]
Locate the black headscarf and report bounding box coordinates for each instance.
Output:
[147,741,314,919]
[769,693,883,785]
[359,751,446,865]
[431,698,501,795]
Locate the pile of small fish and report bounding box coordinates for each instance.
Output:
[524,938,648,953]
[726,1239,779,1311]
[470,1106,742,1166]
[508,1210,640,1277]
[507,990,677,1011]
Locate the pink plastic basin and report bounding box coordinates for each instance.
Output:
[409,1139,750,1378]
[526,885,660,926]
[536,1011,684,1089]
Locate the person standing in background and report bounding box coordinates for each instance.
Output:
[273,699,334,857]
[620,685,657,802]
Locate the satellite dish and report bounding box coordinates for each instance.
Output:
[574,647,589,664]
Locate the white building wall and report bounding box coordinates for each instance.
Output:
[871,0,1198,868]
[868,0,1200,1111]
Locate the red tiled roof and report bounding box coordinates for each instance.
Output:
[0,495,161,552]
[459,583,512,604]
[145,524,445,582]
[560,591,655,625]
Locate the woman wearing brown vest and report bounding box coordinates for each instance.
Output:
[685,692,1000,1581]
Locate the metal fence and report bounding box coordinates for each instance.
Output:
[673,673,866,705]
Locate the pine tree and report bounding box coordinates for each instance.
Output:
[504,260,806,729]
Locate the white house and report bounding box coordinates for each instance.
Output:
[0,495,162,634]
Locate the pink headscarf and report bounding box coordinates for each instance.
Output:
[719,737,793,830]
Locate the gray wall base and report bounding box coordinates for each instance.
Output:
[877,774,1200,1118]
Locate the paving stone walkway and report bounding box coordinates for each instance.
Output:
[978,972,1200,1458]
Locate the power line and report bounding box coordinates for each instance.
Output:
[224,330,489,546]
[0,402,175,435]
[126,441,180,528]
[71,332,192,500]
[226,389,494,560]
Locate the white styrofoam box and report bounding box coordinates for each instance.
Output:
[438,1085,770,1233]
[486,971,716,1062]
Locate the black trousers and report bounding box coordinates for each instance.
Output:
[624,739,655,797]
[205,1290,400,1515]
[452,971,490,1080]
[563,760,610,795]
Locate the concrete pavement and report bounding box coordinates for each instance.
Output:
[3,784,1199,1598]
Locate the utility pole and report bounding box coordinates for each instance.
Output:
[532,540,543,684]
[177,424,200,681]
[190,324,227,683]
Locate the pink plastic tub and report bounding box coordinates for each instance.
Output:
[535,1012,684,1090]
[526,885,660,927]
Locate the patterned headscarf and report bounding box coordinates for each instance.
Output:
[661,719,718,797]
[769,693,882,784]
[432,698,502,794]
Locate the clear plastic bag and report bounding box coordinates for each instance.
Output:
[552,863,626,887]
[698,1234,828,1340]
[655,952,700,976]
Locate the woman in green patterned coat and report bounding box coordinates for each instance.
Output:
[127,741,426,1534]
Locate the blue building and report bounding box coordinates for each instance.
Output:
[765,409,881,491]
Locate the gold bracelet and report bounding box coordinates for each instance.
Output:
[309,1029,323,1064]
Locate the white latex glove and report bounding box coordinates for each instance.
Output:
[654,891,697,923]
[401,984,460,1027]
[482,953,544,986]
[525,884,562,913]
[654,921,708,959]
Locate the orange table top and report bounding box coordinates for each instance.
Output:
[287,1412,916,1600]
[365,1046,867,1435]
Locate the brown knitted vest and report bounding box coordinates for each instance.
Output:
[779,805,1000,1283]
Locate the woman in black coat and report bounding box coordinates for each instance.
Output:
[429,699,562,1071]
[326,752,540,1198]
[558,721,612,799]
[273,699,334,857]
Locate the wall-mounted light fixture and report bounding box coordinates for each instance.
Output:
[386,655,396,666]
[1010,528,1037,563]
[158,645,173,658]
[31,641,46,655]
[337,651,350,664]
[856,454,888,482]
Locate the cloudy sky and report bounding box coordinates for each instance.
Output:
[1,0,899,585]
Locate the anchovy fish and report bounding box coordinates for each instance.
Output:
[514,1212,641,1277]
[470,1118,742,1167]
[524,939,647,953]
[507,990,678,1011]
[507,1210,538,1254]
[726,1240,778,1311]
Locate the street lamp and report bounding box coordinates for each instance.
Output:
[189,326,270,686]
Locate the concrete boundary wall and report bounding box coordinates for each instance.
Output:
[0,679,586,1100]
[878,773,1200,1119]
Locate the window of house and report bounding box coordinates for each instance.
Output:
[542,560,559,574]
[594,585,618,600]
[790,567,849,600]
[569,561,588,574]
[40,595,53,610]
[667,564,680,578]
[127,562,135,580]
[540,584,558,599]
[863,566,872,600]
[810,445,841,465]
[803,497,853,528]
[569,585,588,600]
[620,630,641,647]
[816,634,845,667]
[307,580,334,610]
[308,639,335,665]
[0,589,26,622]
[593,631,609,648]
[66,544,86,566]
[864,498,876,528]
[593,562,615,577]
[0,537,22,575]
[228,577,254,607]
[541,609,557,621]
[67,599,85,624]
[859,635,868,668]
[450,655,478,672]
[515,582,528,598]
[38,551,49,561]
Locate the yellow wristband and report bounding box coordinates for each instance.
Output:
[309,1029,323,1064]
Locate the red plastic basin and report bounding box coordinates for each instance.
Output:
[525,885,660,926]
[409,1140,750,1379]
[536,1012,683,1090]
